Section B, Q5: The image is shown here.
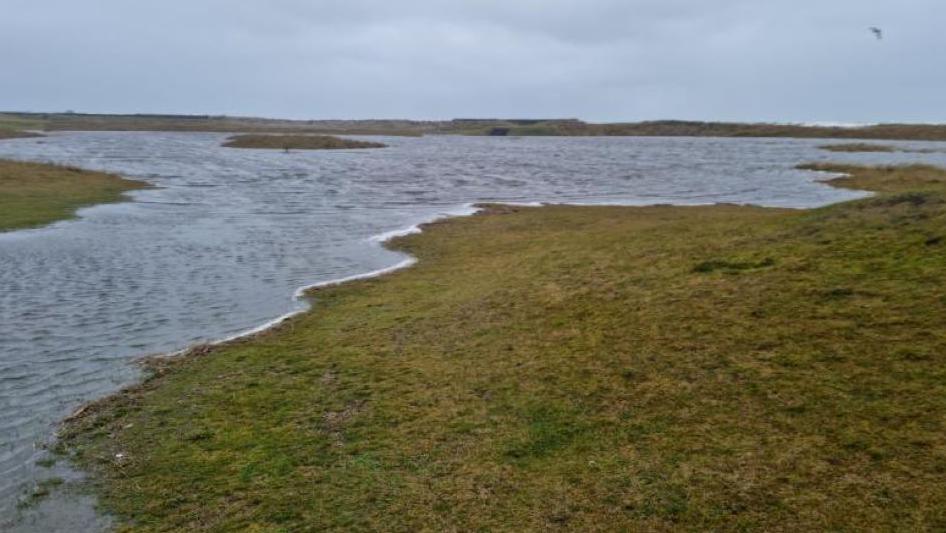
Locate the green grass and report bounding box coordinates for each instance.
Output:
[59,164,946,530]
[0,160,148,231]
[222,134,387,150]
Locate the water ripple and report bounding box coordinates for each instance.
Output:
[2,132,946,526]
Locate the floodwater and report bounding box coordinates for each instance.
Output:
[2,132,945,529]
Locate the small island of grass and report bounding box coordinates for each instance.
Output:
[819,142,898,153]
[0,160,148,232]
[222,134,387,150]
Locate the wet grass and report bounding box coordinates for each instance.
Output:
[222,134,386,150]
[59,164,946,530]
[0,160,148,232]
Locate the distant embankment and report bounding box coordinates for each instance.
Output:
[444,119,946,141]
[0,112,428,137]
[222,134,387,150]
[6,111,946,141]
[820,142,946,154]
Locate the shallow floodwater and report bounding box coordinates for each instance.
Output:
[2,132,946,528]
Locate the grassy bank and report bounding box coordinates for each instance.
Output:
[60,164,946,530]
[0,160,148,231]
[223,134,386,150]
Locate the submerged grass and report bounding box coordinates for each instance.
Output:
[59,164,946,530]
[0,160,148,231]
[222,134,387,150]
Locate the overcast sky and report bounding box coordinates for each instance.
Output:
[2,0,944,123]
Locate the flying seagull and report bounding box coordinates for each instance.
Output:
[869,27,883,40]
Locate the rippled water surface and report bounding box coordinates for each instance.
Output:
[3,132,946,527]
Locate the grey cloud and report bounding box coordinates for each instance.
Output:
[1,0,943,122]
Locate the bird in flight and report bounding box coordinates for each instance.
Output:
[869,27,883,40]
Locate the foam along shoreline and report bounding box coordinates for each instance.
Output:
[128,203,483,358]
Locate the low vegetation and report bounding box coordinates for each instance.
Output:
[59,163,946,530]
[6,111,946,140]
[820,142,897,152]
[820,142,945,154]
[0,160,148,231]
[222,134,387,150]
[445,119,946,140]
[0,112,427,136]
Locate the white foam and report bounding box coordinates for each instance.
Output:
[193,202,483,350]
[208,257,419,347]
[367,203,480,243]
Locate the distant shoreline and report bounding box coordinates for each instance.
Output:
[6,111,946,140]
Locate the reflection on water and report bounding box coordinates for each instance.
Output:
[2,131,945,527]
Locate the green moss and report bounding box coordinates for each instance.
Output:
[59,163,946,530]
